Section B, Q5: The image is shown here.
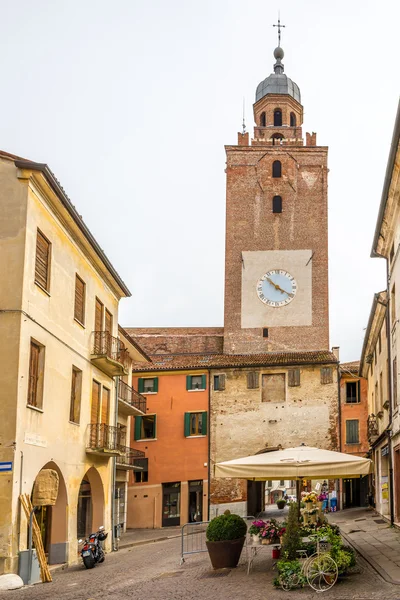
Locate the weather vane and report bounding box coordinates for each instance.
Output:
[242,97,246,135]
[272,14,286,47]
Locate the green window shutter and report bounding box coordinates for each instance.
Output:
[184,413,190,437]
[153,415,157,438]
[134,416,142,441]
[201,412,207,435]
[201,374,206,390]
[153,377,159,393]
[138,378,144,393]
[186,375,191,390]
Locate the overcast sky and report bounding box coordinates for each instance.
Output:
[1,0,398,362]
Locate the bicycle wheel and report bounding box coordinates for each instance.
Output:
[306,554,338,592]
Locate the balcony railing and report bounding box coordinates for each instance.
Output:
[116,446,145,469]
[91,331,131,377]
[118,380,146,415]
[367,414,379,443]
[86,423,126,456]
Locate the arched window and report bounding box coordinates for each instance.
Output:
[271,133,284,146]
[290,112,296,127]
[260,112,266,127]
[272,160,282,178]
[272,196,282,213]
[274,109,282,126]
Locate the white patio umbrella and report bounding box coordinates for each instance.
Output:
[215,445,373,481]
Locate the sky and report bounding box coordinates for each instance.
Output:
[0,0,398,362]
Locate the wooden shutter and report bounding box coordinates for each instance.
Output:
[35,230,51,291]
[394,358,398,406]
[288,369,300,387]
[320,367,333,384]
[28,342,40,406]
[105,309,113,335]
[247,372,259,389]
[134,416,142,441]
[95,298,103,331]
[74,275,86,324]
[138,378,144,393]
[184,413,191,437]
[219,374,226,391]
[201,374,207,390]
[91,381,101,424]
[101,387,110,424]
[70,368,82,423]
[346,420,359,444]
[201,412,207,435]
[186,375,191,390]
[153,377,159,393]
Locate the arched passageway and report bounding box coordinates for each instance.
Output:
[77,467,104,538]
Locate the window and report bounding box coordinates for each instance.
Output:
[105,309,113,334]
[374,350,377,366]
[186,374,206,391]
[394,357,398,407]
[260,112,266,127]
[391,285,396,325]
[375,381,379,412]
[74,274,86,325]
[35,229,51,292]
[346,420,359,444]
[271,133,284,145]
[138,377,158,394]
[247,371,259,389]
[267,480,273,488]
[134,415,157,440]
[320,367,333,384]
[95,298,104,331]
[134,458,148,483]
[390,243,395,264]
[184,412,207,436]
[288,369,300,387]
[263,328,269,338]
[345,381,360,403]
[91,380,101,424]
[214,374,225,391]
[280,480,285,486]
[272,196,282,213]
[27,340,45,409]
[290,112,296,127]
[70,367,82,423]
[262,373,285,403]
[274,109,282,126]
[379,372,383,410]
[378,331,382,354]
[272,160,282,178]
[101,387,110,424]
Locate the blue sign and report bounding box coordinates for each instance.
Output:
[0,462,12,473]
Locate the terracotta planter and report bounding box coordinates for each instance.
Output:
[206,537,245,569]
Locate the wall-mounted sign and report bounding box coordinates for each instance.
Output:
[24,433,47,448]
[382,445,389,457]
[0,462,13,473]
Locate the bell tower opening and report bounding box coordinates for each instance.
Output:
[274,109,282,126]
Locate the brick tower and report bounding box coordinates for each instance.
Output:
[223,44,329,354]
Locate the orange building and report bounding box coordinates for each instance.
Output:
[339,361,369,508]
[128,365,209,528]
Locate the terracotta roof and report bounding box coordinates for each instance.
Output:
[131,350,338,372]
[340,361,360,373]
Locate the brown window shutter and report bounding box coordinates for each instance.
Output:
[95,298,103,331]
[320,367,333,384]
[91,380,101,424]
[28,342,40,406]
[247,371,259,389]
[101,387,110,424]
[35,230,51,291]
[105,309,113,335]
[219,374,226,391]
[74,275,86,324]
[288,368,300,387]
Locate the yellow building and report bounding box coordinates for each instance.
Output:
[0,151,148,573]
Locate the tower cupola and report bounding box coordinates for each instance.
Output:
[255,46,301,104]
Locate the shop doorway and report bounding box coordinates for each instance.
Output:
[188,480,203,522]
[247,481,264,516]
[162,482,181,527]
[77,467,104,538]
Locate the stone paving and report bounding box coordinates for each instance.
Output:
[119,526,181,550]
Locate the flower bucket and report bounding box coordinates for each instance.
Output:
[252,534,260,545]
[261,538,271,545]
[305,502,313,510]
[272,547,280,559]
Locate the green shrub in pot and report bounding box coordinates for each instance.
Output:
[206,513,247,569]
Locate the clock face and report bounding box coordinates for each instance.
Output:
[256,269,297,307]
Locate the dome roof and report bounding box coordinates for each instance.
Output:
[255,73,301,103]
[255,46,301,104]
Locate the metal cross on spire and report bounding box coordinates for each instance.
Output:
[272,14,286,47]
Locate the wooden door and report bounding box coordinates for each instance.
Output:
[95,299,103,332]
[101,387,110,424]
[91,381,101,424]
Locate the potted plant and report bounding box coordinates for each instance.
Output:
[317,492,327,511]
[303,491,317,509]
[276,498,287,510]
[306,507,318,524]
[260,520,280,544]
[248,519,265,544]
[206,512,247,569]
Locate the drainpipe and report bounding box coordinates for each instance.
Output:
[385,258,395,526]
[111,376,119,550]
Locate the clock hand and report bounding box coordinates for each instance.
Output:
[266,277,294,297]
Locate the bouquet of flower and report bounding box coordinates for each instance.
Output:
[317,493,327,502]
[303,491,318,503]
[278,526,286,537]
[248,519,266,536]
[260,520,280,540]
[306,507,318,515]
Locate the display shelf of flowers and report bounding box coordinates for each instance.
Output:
[248,518,286,546]
[301,491,327,525]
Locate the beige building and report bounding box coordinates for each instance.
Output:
[0,151,148,574]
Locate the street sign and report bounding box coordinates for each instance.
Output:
[0,462,12,473]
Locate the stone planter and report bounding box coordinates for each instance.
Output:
[206,537,245,569]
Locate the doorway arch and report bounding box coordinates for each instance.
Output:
[32,462,68,564]
[77,467,104,538]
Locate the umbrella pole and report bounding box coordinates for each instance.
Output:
[296,480,301,521]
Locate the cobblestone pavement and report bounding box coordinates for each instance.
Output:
[4,536,400,600]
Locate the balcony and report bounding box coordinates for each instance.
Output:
[91,331,131,377]
[118,380,147,416]
[86,424,126,457]
[367,414,379,444]
[116,446,145,470]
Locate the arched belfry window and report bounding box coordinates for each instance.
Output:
[272,196,282,213]
[290,112,297,127]
[274,109,282,126]
[272,160,282,178]
[271,133,284,146]
[260,112,266,127]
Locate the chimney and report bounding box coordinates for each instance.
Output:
[331,346,340,361]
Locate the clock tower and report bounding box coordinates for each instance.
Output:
[223,44,329,354]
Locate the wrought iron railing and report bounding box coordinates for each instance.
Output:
[367,414,379,443]
[92,331,131,370]
[116,446,145,467]
[87,423,126,452]
[118,380,146,413]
